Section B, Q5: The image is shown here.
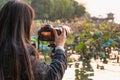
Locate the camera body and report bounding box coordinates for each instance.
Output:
[38,24,62,41]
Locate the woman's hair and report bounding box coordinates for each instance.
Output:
[0,0,35,80]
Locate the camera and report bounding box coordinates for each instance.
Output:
[38,24,71,41]
[37,24,71,52]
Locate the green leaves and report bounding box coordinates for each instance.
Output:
[31,0,86,20]
[0,0,7,9]
[66,35,75,45]
[75,42,85,52]
[31,35,38,43]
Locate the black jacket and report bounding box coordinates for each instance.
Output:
[31,49,67,80]
[3,45,67,80]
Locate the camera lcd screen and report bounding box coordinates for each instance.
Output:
[41,32,51,37]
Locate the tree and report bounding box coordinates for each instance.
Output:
[31,0,50,19]
[72,0,86,18]
[24,0,32,4]
[0,0,32,9]
[31,0,86,20]
[0,0,7,9]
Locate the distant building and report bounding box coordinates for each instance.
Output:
[90,13,114,23]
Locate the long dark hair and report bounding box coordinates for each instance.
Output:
[0,0,35,80]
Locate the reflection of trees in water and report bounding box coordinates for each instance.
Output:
[75,59,94,80]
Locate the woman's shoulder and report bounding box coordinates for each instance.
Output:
[31,56,49,79]
[27,44,39,56]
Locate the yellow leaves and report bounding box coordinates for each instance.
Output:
[85,38,93,44]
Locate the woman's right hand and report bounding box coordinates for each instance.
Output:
[53,27,66,47]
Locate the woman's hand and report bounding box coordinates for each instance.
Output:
[53,28,66,47]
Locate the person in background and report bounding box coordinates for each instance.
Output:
[0,0,67,80]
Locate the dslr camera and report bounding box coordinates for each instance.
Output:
[38,24,70,41]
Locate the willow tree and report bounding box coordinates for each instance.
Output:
[31,0,51,19]
[0,0,8,9]
[49,0,75,19]
[24,0,32,4]
[31,0,86,20]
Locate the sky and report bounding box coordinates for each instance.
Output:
[76,0,120,23]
